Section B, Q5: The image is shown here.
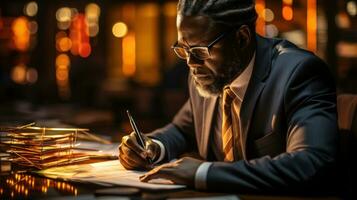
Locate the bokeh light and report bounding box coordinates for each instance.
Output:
[69,14,90,56]
[26,68,38,84]
[57,21,71,30]
[85,3,100,37]
[79,43,91,58]
[28,21,38,34]
[255,0,266,35]
[122,33,136,76]
[112,22,128,38]
[12,17,30,51]
[264,8,274,22]
[85,3,100,21]
[255,3,265,19]
[87,24,99,37]
[56,66,69,82]
[55,53,71,99]
[56,54,70,66]
[71,8,79,18]
[335,12,351,28]
[58,37,72,52]
[56,31,67,40]
[347,1,357,16]
[56,7,72,22]
[11,64,27,84]
[266,24,279,37]
[307,0,317,52]
[24,2,38,17]
[282,6,293,21]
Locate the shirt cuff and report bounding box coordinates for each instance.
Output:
[195,162,213,190]
[152,139,165,164]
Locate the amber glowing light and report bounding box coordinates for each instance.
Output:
[282,6,293,20]
[282,0,293,21]
[2,174,78,198]
[12,17,30,51]
[122,32,136,76]
[11,64,27,84]
[54,7,98,99]
[70,14,91,57]
[58,37,72,52]
[55,54,71,99]
[307,0,317,53]
[255,0,266,35]
[112,22,128,38]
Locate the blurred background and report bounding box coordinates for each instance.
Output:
[0,0,356,141]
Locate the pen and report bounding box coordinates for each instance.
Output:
[126,110,153,164]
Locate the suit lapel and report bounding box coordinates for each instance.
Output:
[200,96,218,159]
[239,35,274,159]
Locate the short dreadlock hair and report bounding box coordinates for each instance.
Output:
[177,0,257,30]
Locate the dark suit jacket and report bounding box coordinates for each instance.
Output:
[150,35,338,194]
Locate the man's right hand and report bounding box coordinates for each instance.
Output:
[118,132,161,170]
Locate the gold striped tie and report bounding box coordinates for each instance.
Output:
[222,87,236,162]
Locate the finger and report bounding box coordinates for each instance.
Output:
[139,168,175,182]
[119,154,137,170]
[145,140,160,160]
[117,143,123,159]
[119,146,146,169]
[119,148,136,169]
[119,147,139,169]
[120,146,153,170]
[119,147,144,168]
[122,134,147,157]
[121,141,147,159]
[139,168,163,182]
[139,163,177,182]
[120,142,142,159]
[140,172,164,182]
[119,142,154,170]
[146,148,154,158]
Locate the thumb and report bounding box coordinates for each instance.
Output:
[145,140,159,160]
[146,148,155,159]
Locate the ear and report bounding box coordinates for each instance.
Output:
[235,25,251,50]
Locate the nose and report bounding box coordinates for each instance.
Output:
[186,53,203,68]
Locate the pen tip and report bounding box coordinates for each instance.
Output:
[126,110,131,117]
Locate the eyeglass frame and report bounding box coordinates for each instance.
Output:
[171,27,238,60]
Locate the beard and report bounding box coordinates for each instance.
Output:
[192,58,243,98]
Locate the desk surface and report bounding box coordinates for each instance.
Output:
[0,165,344,200]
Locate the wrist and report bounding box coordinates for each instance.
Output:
[151,139,165,164]
[195,162,213,190]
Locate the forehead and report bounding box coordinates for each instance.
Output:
[176,15,224,43]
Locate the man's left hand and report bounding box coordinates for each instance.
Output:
[139,157,203,188]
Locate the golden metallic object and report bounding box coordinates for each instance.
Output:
[0,123,93,169]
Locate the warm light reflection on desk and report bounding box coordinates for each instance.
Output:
[0,173,78,198]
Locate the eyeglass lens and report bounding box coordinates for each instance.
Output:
[173,47,209,60]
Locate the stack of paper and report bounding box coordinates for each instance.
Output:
[0,123,91,169]
[37,160,186,190]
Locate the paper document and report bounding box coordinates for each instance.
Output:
[37,160,186,190]
[74,141,119,158]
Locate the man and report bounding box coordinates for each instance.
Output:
[119,0,338,194]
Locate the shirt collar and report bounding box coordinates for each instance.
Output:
[229,52,256,102]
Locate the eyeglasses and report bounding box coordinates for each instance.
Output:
[171,28,235,60]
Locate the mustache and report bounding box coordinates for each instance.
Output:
[191,59,243,97]
[191,67,211,76]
